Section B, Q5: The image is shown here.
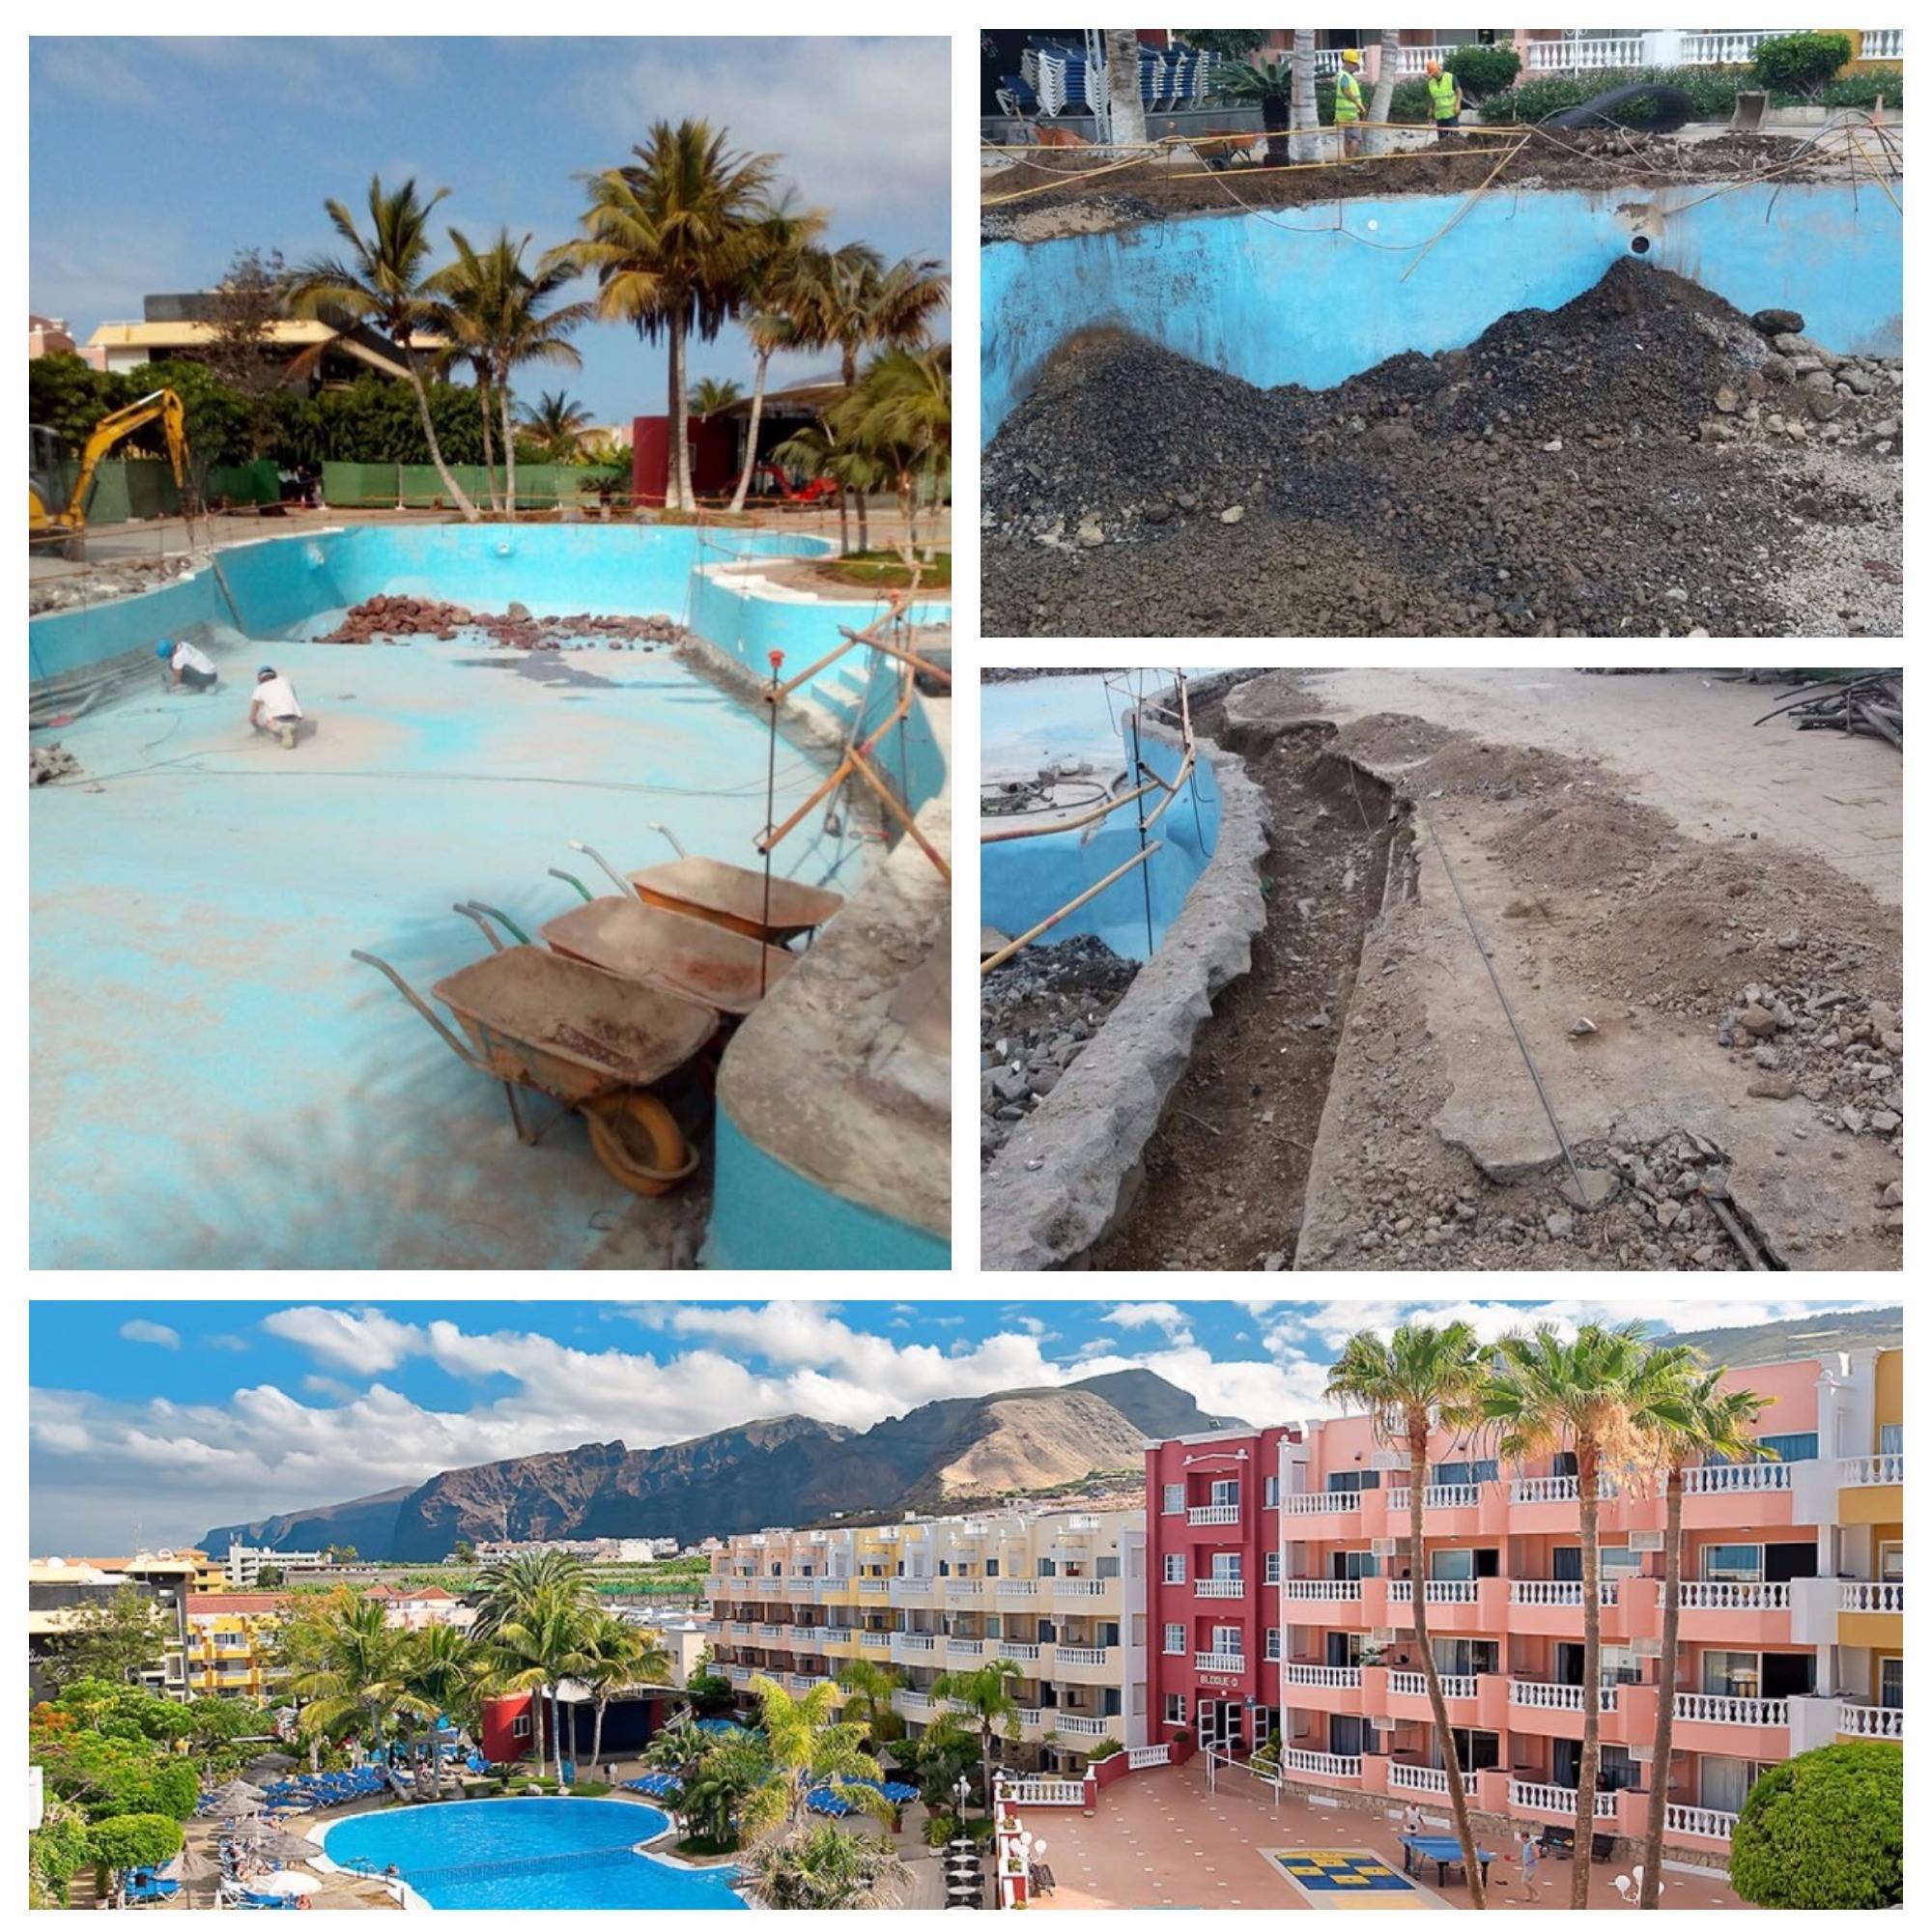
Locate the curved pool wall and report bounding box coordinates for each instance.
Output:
[982,714,1221,961]
[982,181,1903,440]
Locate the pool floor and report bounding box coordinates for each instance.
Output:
[321,1796,747,1910]
[30,625,871,1267]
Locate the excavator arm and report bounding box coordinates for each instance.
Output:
[51,388,191,531]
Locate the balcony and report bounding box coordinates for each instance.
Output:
[996,1579,1039,1600]
[1195,1651,1246,1674]
[1510,1579,1621,1607]
[947,1637,985,1662]
[1056,1645,1111,1669]
[1281,1579,1361,1601]
[857,1578,892,1597]
[1684,1463,1790,1496]
[1838,1703,1904,1741]
[895,1690,935,1719]
[787,1626,819,1648]
[1674,1691,1788,1728]
[1388,1762,1450,1796]
[895,1578,934,1601]
[1282,1492,1360,1516]
[1187,1504,1241,1526]
[1511,1779,1617,1821]
[1281,1664,1361,1690]
[1054,1578,1111,1601]
[1663,1803,1738,1841]
[757,1623,784,1638]
[1387,1580,1477,1605]
[893,1633,937,1659]
[1280,1748,1361,1782]
[946,1580,984,1601]
[997,1640,1042,1663]
[1392,1670,1478,1702]
[1510,1680,1617,1714]
[1839,1580,1904,1614]
[1194,1577,1245,1599]
[1385,1484,1481,1513]
[1839,1451,1905,1487]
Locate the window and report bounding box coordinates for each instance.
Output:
[1162,1483,1184,1516]
[1264,1552,1282,1584]
[1880,1542,1904,1582]
[1753,1432,1819,1464]
[1332,1550,1379,1581]
[1164,1553,1185,1585]
[1331,1715,1368,1757]
[1264,1475,1280,1508]
[1211,1625,1243,1656]
[1434,1637,1499,1677]
[1133,1683,1148,1716]
[1037,1557,1057,1578]
[1433,1459,1498,1486]
[1326,1469,1381,1493]
[1131,1613,1147,1648]
[1429,1548,1475,1581]
[512,1713,532,1740]
[1880,1422,1903,1455]
[1164,1623,1185,1655]
[1265,1628,1283,1661]
[986,1560,1000,1577]
[1701,1546,1764,1583]
[1880,1658,1903,1710]
[1209,1478,1240,1508]
[1164,1692,1187,1726]
[1597,1644,1641,1687]
[1096,1555,1121,1579]
[1702,1651,1762,1698]
[1698,1756,1764,1816]
[1210,1552,1243,1581]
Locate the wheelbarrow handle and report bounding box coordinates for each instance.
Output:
[647,820,688,859]
[350,949,482,1071]
[547,867,596,904]
[456,900,532,949]
[568,838,640,900]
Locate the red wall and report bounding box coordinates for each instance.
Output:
[481,1691,534,1764]
[631,415,738,507]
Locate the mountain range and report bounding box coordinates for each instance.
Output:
[200,1369,1246,1560]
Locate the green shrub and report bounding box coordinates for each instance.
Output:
[29,1800,92,1907]
[676,1832,741,1857]
[1729,1743,1902,1909]
[1750,32,1853,97]
[1822,69,1903,109]
[1491,66,1751,126]
[85,1813,185,1878]
[1387,78,1434,125]
[1447,45,1522,100]
[1086,1738,1124,1761]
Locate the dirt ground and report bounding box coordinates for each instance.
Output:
[983,263,1903,639]
[981,128,1868,239]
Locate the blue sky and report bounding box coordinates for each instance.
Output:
[29,1297,1890,1551]
[29,37,951,423]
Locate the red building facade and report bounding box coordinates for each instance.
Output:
[1144,1425,1298,1757]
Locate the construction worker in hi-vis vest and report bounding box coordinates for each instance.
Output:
[1335,49,1365,158]
[1425,59,1463,136]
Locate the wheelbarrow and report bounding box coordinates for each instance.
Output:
[352,930,719,1194]
[537,890,796,1016]
[628,856,843,944]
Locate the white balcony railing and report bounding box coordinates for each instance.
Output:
[1679,30,1779,67]
[1281,1579,1363,1602]
[894,1633,936,1653]
[1861,29,1904,60]
[1512,1779,1618,1820]
[857,1578,891,1596]
[1280,1664,1361,1689]
[1195,1577,1245,1599]
[1196,1650,1245,1673]
[998,1640,1041,1662]
[1510,1680,1618,1713]
[1282,1748,1361,1779]
[1391,1671,1478,1701]
[860,1630,892,1650]
[1840,1580,1904,1613]
[997,1579,1039,1599]
[1283,1492,1361,1516]
[1388,1761,1451,1795]
[1188,1504,1241,1526]
[1839,1451,1905,1487]
[1509,1579,1622,1608]
[946,1580,984,1601]
[947,1638,985,1661]
[896,1690,934,1717]
[1057,1714,1111,1737]
[1680,1580,1788,1611]
[1058,1646,1111,1667]
[1665,1803,1739,1840]
[1127,1745,1174,1770]
[1524,34,1645,71]
[895,1577,933,1598]
[1838,1702,1904,1740]
[1388,1580,1478,1605]
[1055,1578,1110,1600]
[1675,1692,1788,1727]
[757,1623,783,1638]
[1684,1463,1790,1495]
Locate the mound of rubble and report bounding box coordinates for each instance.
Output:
[29,554,200,617]
[30,742,80,786]
[980,934,1139,1162]
[321,594,686,650]
[983,261,1903,638]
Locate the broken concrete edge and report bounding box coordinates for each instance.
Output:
[981,717,1270,1269]
[712,774,952,1256]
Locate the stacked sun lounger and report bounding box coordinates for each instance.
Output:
[622,1772,686,1799]
[1021,41,1224,117]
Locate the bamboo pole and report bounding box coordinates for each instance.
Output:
[980,844,1162,976]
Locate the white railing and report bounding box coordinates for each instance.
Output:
[757,1623,783,1638]
[946,1580,984,1600]
[1196,1651,1245,1673]
[1016,1707,1048,1730]
[1195,1577,1245,1599]
[947,1638,984,1660]
[1282,1748,1361,1779]
[1188,1504,1241,1526]
[1392,1671,1477,1701]
[1058,1646,1111,1667]
[1513,1779,1617,1819]
[1057,1714,1111,1737]
[1839,1451,1905,1487]
[1127,1745,1173,1770]
[998,1640,1041,1662]
[1680,30,1778,67]
[1393,43,1467,75]
[1055,1578,1109,1599]
[1665,1803,1738,1840]
[726,1664,753,1684]
[1281,1664,1361,1689]
[860,1630,892,1649]
[1680,1580,1788,1611]
[1524,35,1645,71]
[996,1776,1087,1805]
[895,1578,933,1598]
[1675,1692,1788,1727]
[896,1690,934,1716]
[1841,1580,1904,1613]
[786,1672,820,1692]
[729,1620,753,1634]
[895,1633,936,1653]
[1511,1475,1578,1504]
[1861,29,1904,60]
[1388,1580,1478,1605]
[1684,1463,1789,1494]
[1283,1492,1360,1515]
[1282,1579,1363,1601]
[998,1580,1039,1599]
[1510,1579,1620,1607]
[1389,1761,1451,1795]
[1511,1680,1618,1713]
[1838,1702,1904,1740]
[858,1578,891,1596]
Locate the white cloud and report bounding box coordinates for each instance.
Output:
[261,1306,424,1374]
[205,1334,250,1353]
[1101,1302,1194,1344]
[119,1321,180,1350]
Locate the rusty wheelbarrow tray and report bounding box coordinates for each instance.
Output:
[627,855,844,944]
[352,938,719,1194]
[540,895,795,1016]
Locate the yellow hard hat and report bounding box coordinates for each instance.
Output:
[1341,48,1361,65]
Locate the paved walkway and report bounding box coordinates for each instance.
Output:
[1299,668,1901,902]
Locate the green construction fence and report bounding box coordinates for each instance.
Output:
[323,461,629,510]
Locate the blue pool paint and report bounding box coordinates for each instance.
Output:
[30,526,947,1268]
[982,702,1221,962]
[321,1797,746,1911]
[982,182,1903,439]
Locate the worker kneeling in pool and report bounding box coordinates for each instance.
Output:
[157,637,218,693]
[1335,49,1365,158]
[248,665,305,749]
[1425,59,1463,136]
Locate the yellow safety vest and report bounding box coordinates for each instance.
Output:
[1335,71,1364,122]
[1427,71,1460,120]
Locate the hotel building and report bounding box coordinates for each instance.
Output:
[704,1510,1150,1771]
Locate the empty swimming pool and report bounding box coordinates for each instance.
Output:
[319,1796,747,1910]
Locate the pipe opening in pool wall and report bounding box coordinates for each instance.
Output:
[980,130,1902,640]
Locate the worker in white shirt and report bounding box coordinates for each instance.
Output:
[248,666,305,749]
[156,638,218,693]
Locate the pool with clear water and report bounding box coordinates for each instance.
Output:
[320,1797,747,1911]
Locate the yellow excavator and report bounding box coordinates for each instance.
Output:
[29,387,191,554]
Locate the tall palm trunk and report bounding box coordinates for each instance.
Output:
[478,369,500,514]
[404,347,478,521]
[1103,30,1147,147]
[499,377,519,523]
[1368,32,1401,156]
[1574,1441,1604,1909]
[552,1688,567,1783]
[590,1696,607,1776]
[834,486,850,557]
[1639,1469,1683,1908]
[728,350,773,513]
[1407,1418,1485,1907]
[1290,31,1319,162]
[667,313,694,512]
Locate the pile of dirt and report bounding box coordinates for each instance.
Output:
[322,595,684,650]
[28,554,200,616]
[30,742,80,785]
[982,262,1904,639]
[980,935,1139,1162]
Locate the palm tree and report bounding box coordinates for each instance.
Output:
[833,346,951,555]
[1291,29,1320,161]
[926,1659,1024,1820]
[1214,54,1294,167]
[1103,30,1148,146]
[1325,1322,1492,1912]
[1368,31,1403,156]
[432,230,520,511]
[1486,1322,1663,1909]
[477,1587,592,1784]
[769,418,867,557]
[688,377,745,419]
[576,1614,670,1776]
[489,242,592,520]
[736,1675,895,1843]
[739,1820,911,1909]
[567,120,779,512]
[679,1732,769,1848]
[834,1657,902,1750]
[518,389,596,463]
[472,1554,595,1776]
[725,210,834,514]
[283,175,480,520]
[399,1623,473,1798]
[1634,1367,1771,1909]
[285,1592,424,1759]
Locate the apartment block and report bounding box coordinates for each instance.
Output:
[704,1510,1149,1772]
[1268,1347,1903,1857]
[182,1593,292,1700]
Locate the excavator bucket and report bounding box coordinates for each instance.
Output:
[1729,90,1768,132]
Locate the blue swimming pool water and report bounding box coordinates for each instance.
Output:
[322,1797,747,1911]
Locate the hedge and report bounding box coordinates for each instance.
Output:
[1729,1743,1902,1909]
[1487,63,1902,125]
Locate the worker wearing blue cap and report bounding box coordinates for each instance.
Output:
[157,637,218,693]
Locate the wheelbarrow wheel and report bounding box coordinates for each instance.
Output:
[582,1091,698,1196]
